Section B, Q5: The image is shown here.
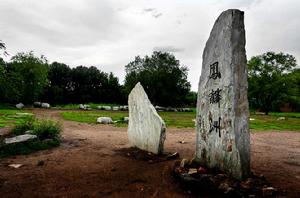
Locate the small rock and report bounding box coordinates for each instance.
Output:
[187,168,198,175]
[41,103,50,108]
[37,160,45,166]
[8,164,23,168]
[262,187,277,197]
[198,166,207,174]
[97,117,113,124]
[4,134,37,144]
[123,117,129,123]
[180,159,188,168]
[166,152,179,159]
[25,130,33,134]
[218,182,230,192]
[148,160,153,164]
[277,117,286,120]
[112,106,120,111]
[33,102,42,107]
[16,103,24,109]
[111,167,116,171]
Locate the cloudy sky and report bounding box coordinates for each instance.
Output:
[0,0,299,90]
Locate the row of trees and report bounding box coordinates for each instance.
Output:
[0,52,124,105]
[0,40,299,112]
[0,42,194,106]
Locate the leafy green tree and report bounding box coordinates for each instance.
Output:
[124,51,191,107]
[248,52,298,114]
[9,52,49,104]
[43,62,72,104]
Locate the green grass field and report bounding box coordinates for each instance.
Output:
[61,110,300,131]
[0,109,34,128]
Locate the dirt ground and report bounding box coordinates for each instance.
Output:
[0,109,299,198]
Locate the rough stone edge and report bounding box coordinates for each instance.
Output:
[128,82,166,154]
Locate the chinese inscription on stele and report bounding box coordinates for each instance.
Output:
[195,9,250,180]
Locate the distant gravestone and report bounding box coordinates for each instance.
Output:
[16,103,24,109]
[128,82,166,154]
[195,9,250,179]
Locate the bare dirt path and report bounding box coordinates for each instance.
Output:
[0,109,299,197]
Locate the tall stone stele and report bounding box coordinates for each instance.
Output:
[195,9,250,180]
[128,82,166,154]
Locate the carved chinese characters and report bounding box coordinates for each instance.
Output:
[195,9,250,180]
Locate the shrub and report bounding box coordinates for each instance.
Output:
[32,119,62,140]
[11,117,34,135]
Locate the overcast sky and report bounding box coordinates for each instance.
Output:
[1,0,299,91]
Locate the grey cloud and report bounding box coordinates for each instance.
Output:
[142,7,163,18]
[153,46,185,53]
[144,8,156,12]
[153,13,163,18]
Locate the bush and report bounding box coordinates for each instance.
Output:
[32,119,62,140]
[10,118,62,140]
[0,138,60,158]
[11,118,34,135]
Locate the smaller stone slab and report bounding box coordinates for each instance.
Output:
[41,103,50,108]
[97,117,113,124]
[16,103,24,109]
[127,82,166,154]
[4,134,37,144]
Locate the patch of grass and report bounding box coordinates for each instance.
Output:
[268,112,300,119]
[0,109,34,128]
[54,103,122,109]
[61,110,196,128]
[249,114,300,131]
[61,110,127,124]
[159,111,196,128]
[0,138,60,158]
[62,110,300,131]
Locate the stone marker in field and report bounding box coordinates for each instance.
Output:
[128,82,166,154]
[5,134,37,144]
[16,103,24,109]
[97,117,113,124]
[195,9,250,179]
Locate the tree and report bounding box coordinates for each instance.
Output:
[9,52,49,104]
[0,40,8,57]
[247,51,298,114]
[43,62,72,104]
[124,51,191,107]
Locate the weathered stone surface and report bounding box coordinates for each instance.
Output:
[97,117,113,124]
[196,9,250,179]
[16,103,24,109]
[4,134,37,144]
[128,82,166,154]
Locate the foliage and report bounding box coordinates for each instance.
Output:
[0,52,49,104]
[0,110,34,128]
[43,63,125,105]
[248,52,299,114]
[124,51,191,107]
[31,119,62,140]
[10,118,62,140]
[10,117,34,135]
[0,138,60,158]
